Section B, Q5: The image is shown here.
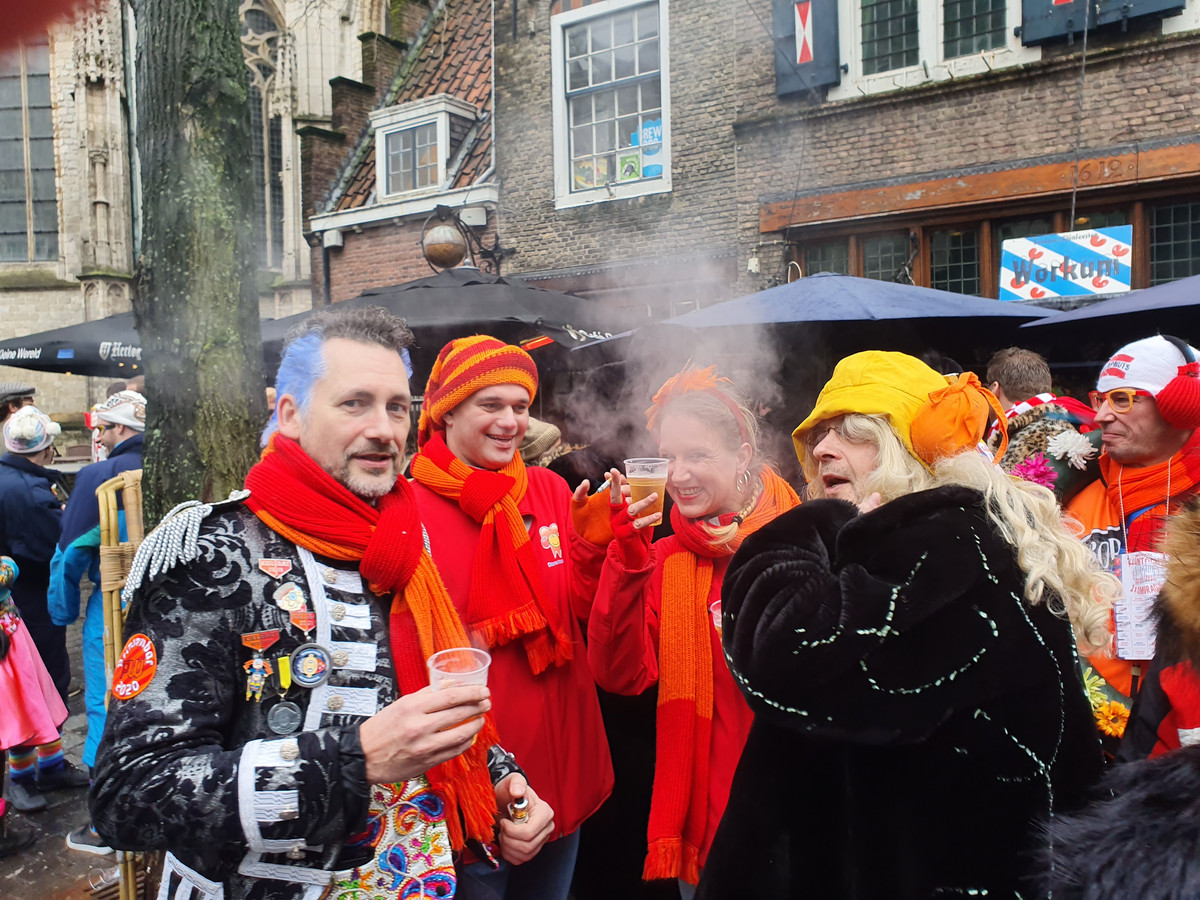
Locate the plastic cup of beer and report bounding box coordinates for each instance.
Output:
[624,458,669,520]
[427,648,492,690]
[709,600,723,640]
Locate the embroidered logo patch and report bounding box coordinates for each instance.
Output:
[539,523,563,560]
[112,633,158,701]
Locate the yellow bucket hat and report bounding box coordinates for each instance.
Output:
[792,351,1006,468]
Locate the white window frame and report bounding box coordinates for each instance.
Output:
[370,94,478,201]
[550,0,672,210]
[825,0,1039,100]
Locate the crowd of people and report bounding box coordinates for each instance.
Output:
[1,307,1198,900]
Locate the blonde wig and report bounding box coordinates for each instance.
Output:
[800,414,1116,653]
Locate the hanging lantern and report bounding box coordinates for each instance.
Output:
[422,222,467,269]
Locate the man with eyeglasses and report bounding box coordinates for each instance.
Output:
[1067,335,1200,707]
[48,389,146,855]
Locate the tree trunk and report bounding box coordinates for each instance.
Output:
[132,0,266,522]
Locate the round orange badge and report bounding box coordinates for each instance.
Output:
[112,633,158,701]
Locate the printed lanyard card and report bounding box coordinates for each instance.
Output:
[1113,551,1167,660]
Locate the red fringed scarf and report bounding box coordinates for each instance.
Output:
[409,433,573,674]
[243,435,498,850]
[644,467,800,884]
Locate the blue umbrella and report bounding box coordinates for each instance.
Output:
[1022,273,1200,328]
[667,272,1049,327]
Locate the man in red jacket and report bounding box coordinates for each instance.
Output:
[1068,335,1200,700]
[409,336,613,900]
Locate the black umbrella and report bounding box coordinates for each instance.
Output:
[0,311,144,378]
[666,271,1048,328]
[0,269,623,381]
[1022,273,1200,329]
[261,267,625,380]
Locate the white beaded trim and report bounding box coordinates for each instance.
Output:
[122,490,250,603]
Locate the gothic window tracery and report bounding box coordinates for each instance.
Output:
[241,0,285,270]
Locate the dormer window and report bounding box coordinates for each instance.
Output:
[370,95,478,200]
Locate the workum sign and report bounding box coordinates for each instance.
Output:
[999,225,1132,302]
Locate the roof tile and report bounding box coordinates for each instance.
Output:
[331,0,492,213]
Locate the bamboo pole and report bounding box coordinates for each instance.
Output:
[94,470,145,900]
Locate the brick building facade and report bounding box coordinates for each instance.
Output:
[0,0,396,418]
[486,0,1200,312]
[306,0,499,301]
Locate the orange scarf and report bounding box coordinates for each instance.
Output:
[243,435,499,850]
[1097,431,1200,552]
[410,433,573,674]
[645,467,800,883]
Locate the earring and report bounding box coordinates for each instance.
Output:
[735,470,750,493]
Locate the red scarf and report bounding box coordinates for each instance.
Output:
[409,433,572,674]
[243,435,499,849]
[644,468,799,883]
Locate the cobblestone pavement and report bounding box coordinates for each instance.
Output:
[2,619,115,899]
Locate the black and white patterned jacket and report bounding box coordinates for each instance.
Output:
[90,498,519,900]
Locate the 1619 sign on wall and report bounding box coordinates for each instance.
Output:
[999,226,1132,302]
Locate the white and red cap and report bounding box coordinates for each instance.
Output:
[1097,336,1200,394]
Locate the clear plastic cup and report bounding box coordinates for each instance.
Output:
[427,648,492,690]
[709,600,723,640]
[624,457,669,519]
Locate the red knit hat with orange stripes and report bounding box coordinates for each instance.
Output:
[417,335,539,448]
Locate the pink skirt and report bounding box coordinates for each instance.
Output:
[0,612,69,750]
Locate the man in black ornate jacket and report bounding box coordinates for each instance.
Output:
[698,351,1116,900]
[91,307,556,900]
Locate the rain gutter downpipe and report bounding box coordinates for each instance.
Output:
[322,243,331,306]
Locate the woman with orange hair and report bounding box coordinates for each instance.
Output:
[586,366,799,899]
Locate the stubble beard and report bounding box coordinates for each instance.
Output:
[334,442,402,500]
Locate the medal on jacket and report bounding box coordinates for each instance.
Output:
[290,643,332,689]
[241,631,281,702]
[289,609,316,636]
[273,583,306,613]
[267,700,302,735]
[258,558,293,579]
[244,655,274,702]
[242,630,281,653]
[277,654,292,691]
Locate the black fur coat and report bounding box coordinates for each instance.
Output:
[697,487,1102,900]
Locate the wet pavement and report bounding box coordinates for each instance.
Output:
[2,620,115,899]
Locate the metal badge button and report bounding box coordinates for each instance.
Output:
[330,604,347,621]
[323,569,338,585]
[280,739,300,761]
[327,694,344,712]
[332,649,349,667]
[273,582,306,613]
[287,844,306,860]
[267,700,302,735]
[289,643,333,689]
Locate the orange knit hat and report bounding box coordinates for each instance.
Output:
[417,335,538,448]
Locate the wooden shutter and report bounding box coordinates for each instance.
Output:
[1020,0,1184,45]
[774,0,841,97]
